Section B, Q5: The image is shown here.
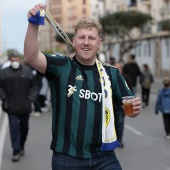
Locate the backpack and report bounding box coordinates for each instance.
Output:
[142,75,151,89]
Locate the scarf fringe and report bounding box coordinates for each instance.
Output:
[101,141,121,151]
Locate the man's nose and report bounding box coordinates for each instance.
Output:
[84,38,89,45]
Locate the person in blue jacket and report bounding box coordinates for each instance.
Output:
[155,77,170,139]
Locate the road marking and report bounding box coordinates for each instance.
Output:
[0,114,8,170]
[125,124,142,136]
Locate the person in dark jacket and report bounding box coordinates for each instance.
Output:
[0,50,37,162]
[114,62,133,148]
[139,64,154,107]
[123,54,141,95]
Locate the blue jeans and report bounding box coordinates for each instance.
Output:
[8,113,29,155]
[52,151,122,170]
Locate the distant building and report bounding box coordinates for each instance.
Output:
[38,0,104,54]
[102,0,170,77]
[37,0,170,77]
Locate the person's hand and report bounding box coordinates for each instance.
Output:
[129,97,141,118]
[27,3,46,19]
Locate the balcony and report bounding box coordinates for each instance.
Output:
[128,0,137,7]
[128,0,138,11]
[141,0,151,6]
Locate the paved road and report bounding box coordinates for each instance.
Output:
[116,93,170,170]
[1,107,52,170]
[1,78,170,170]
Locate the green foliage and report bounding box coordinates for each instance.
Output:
[161,20,170,31]
[55,33,74,43]
[100,11,152,35]
[99,11,153,61]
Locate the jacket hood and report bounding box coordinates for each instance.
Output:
[162,88,170,96]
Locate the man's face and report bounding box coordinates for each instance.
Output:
[73,27,102,65]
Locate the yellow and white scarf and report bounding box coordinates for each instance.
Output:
[96,59,120,151]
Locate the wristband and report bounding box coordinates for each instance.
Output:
[28,10,45,25]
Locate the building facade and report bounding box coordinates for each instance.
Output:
[38,0,170,76]
[103,0,170,77]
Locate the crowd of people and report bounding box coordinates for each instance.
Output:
[0,3,169,170]
[110,54,170,148]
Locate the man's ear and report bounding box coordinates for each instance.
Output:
[98,40,102,49]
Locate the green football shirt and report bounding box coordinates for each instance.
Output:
[44,54,133,158]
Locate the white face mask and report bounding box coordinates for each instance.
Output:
[11,61,20,69]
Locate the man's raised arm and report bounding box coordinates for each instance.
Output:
[24,3,47,74]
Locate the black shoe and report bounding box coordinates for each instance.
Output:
[12,154,20,162]
[119,143,124,148]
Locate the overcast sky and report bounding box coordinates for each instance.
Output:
[1,0,45,54]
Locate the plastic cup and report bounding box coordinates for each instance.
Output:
[122,96,135,116]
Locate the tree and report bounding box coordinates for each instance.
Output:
[55,33,74,53]
[160,20,170,31]
[100,10,152,62]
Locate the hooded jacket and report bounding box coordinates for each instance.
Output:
[155,88,170,114]
[123,61,141,86]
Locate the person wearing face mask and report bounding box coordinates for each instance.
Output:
[0,50,37,162]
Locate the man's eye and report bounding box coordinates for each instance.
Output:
[89,37,95,40]
[79,37,84,39]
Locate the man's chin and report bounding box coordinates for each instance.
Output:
[77,56,95,65]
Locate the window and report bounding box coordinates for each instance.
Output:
[144,44,147,57]
[148,41,151,57]
[52,0,61,4]
[138,45,141,57]
[82,8,86,14]
[166,40,169,57]
[128,0,137,7]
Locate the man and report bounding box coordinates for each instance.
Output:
[114,62,132,148]
[139,64,154,107]
[123,54,141,95]
[24,3,141,169]
[0,50,37,162]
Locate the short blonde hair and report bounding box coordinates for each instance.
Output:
[163,77,170,87]
[74,18,103,38]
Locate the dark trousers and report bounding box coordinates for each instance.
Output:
[115,106,125,143]
[34,85,42,112]
[162,114,170,135]
[141,87,150,106]
[39,95,46,108]
[52,151,122,170]
[8,113,29,155]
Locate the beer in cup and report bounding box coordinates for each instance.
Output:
[122,96,135,116]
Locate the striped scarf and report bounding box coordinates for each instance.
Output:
[96,59,120,151]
